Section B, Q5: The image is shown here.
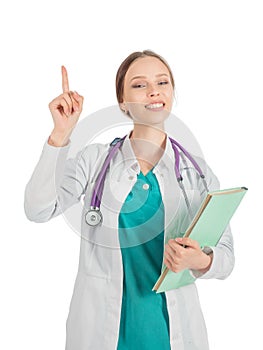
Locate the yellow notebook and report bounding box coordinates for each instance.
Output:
[153,187,248,293]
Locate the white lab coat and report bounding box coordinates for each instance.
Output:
[24,131,235,350]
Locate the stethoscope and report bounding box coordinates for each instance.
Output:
[85,134,209,226]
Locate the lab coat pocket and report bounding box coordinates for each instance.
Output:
[175,284,209,349]
[65,271,110,349]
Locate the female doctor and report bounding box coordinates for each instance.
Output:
[24,50,235,350]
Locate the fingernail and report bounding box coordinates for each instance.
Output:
[175,237,182,242]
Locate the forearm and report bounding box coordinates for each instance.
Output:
[24,137,70,222]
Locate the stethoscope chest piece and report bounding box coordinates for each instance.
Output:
[85,209,103,226]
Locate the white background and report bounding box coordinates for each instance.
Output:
[1,0,262,349]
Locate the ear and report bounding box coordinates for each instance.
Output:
[120,102,127,113]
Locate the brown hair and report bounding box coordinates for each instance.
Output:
[115,50,175,109]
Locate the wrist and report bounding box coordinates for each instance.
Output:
[48,130,70,147]
[197,252,213,274]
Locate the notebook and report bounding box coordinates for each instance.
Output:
[153,187,248,293]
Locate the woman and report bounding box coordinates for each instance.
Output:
[24,50,234,350]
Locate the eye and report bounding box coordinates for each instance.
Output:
[131,83,146,88]
[158,81,169,86]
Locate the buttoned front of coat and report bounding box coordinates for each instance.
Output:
[24,131,235,350]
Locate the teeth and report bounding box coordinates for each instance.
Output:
[145,103,164,109]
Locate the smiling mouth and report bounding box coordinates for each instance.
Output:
[145,103,165,110]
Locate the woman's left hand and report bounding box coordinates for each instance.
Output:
[164,237,212,273]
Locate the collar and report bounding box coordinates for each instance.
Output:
[120,130,175,175]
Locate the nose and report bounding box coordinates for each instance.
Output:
[147,84,160,98]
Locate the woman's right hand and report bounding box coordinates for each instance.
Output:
[48,66,84,146]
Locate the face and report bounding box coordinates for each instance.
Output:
[121,56,174,125]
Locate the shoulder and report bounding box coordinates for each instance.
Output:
[64,141,111,183]
[181,151,220,192]
[80,142,110,159]
[66,140,110,168]
[191,153,220,191]
[75,142,111,170]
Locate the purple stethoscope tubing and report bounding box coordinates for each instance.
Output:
[85,134,209,226]
[90,135,127,209]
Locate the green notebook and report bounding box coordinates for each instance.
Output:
[153,186,248,293]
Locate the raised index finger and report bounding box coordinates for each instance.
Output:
[61,65,69,93]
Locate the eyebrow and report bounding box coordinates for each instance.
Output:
[129,73,169,83]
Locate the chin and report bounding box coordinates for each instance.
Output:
[130,109,171,125]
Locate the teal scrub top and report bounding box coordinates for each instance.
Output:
[117,168,170,350]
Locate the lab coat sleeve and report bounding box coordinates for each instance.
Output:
[190,161,235,280]
[24,138,89,223]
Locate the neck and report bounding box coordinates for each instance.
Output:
[129,124,167,169]
[129,123,166,149]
